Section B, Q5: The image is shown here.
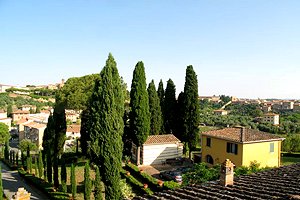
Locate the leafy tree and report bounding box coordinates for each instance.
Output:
[164,79,177,134]
[18,139,37,153]
[147,80,163,135]
[129,61,150,165]
[0,165,3,200]
[61,158,67,193]
[53,100,67,188]
[84,161,92,200]
[89,53,124,199]
[94,166,103,200]
[183,66,200,158]
[220,95,231,104]
[7,104,12,117]
[38,151,43,178]
[0,122,10,145]
[71,163,76,199]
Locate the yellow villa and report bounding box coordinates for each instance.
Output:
[201,127,285,168]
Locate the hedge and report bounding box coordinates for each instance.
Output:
[18,168,69,200]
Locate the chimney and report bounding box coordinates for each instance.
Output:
[220,159,235,186]
[240,127,246,142]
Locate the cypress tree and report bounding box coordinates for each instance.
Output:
[34,156,38,176]
[94,166,103,200]
[84,161,91,200]
[175,92,185,141]
[89,53,124,199]
[71,163,76,199]
[129,61,150,165]
[183,65,200,158]
[4,141,9,160]
[16,151,19,166]
[29,156,32,174]
[53,101,67,188]
[157,79,165,133]
[0,165,3,200]
[38,151,43,178]
[147,80,163,135]
[80,109,91,157]
[46,150,52,183]
[21,151,25,167]
[164,79,177,134]
[61,158,67,193]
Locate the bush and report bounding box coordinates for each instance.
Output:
[163,181,181,190]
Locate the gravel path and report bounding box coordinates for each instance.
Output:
[1,161,50,200]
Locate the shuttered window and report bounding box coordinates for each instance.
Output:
[227,142,238,155]
[270,143,274,153]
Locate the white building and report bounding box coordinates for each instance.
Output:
[132,134,183,165]
[214,109,228,116]
[262,113,280,125]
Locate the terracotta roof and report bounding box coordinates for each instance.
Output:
[144,134,181,145]
[202,128,284,143]
[67,125,81,133]
[264,113,279,116]
[12,110,30,114]
[134,163,300,200]
[24,122,46,129]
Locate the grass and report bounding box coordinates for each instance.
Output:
[281,156,300,165]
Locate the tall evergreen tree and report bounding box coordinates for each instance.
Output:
[84,161,91,200]
[80,108,91,157]
[4,141,9,160]
[89,53,124,199]
[183,65,200,158]
[53,100,67,188]
[6,104,12,118]
[71,163,76,199]
[164,79,177,134]
[157,79,165,133]
[61,158,67,193]
[38,152,43,178]
[147,80,163,135]
[46,150,52,183]
[0,165,3,200]
[129,61,150,165]
[94,166,103,200]
[175,92,185,141]
[34,157,38,176]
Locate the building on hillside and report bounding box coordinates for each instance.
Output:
[201,127,285,168]
[16,118,33,140]
[134,162,300,199]
[131,134,183,165]
[0,110,7,119]
[294,103,300,112]
[262,113,280,125]
[64,124,81,150]
[11,110,30,122]
[282,101,294,110]
[199,95,221,103]
[272,102,282,111]
[0,110,12,130]
[214,109,228,116]
[262,105,272,113]
[22,122,46,149]
[0,84,14,93]
[20,105,37,112]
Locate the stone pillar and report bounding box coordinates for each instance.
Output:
[220,159,235,186]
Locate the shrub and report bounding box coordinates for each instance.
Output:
[163,181,181,190]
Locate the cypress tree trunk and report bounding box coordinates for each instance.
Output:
[16,152,19,166]
[94,166,103,200]
[4,141,9,160]
[29,156,32,174]
[27,145,30,158]
[53,157,59,188]
[0,165,3,200]
[71,163,76,199]
[21,151,25,167]
[84,161,91,200]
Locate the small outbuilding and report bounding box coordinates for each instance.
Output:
[132,134,183,166]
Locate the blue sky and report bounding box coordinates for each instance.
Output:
[0,1,299,99]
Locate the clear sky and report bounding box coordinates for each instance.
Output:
[0,1,299,99]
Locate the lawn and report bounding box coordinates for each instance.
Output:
[281,156,300,166]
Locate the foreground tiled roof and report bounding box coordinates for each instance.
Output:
[134,163,300,200]
[144,134,181,145]
[202,128,284,143]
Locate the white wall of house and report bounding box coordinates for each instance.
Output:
[142,143,183,165]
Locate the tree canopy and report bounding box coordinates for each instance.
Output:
[164,79,177,134]
[0,122,10,145]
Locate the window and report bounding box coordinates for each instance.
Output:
[227,142,238,155]
[206,155,214,165]
[270,143,274,153]
[206,137,211,147]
